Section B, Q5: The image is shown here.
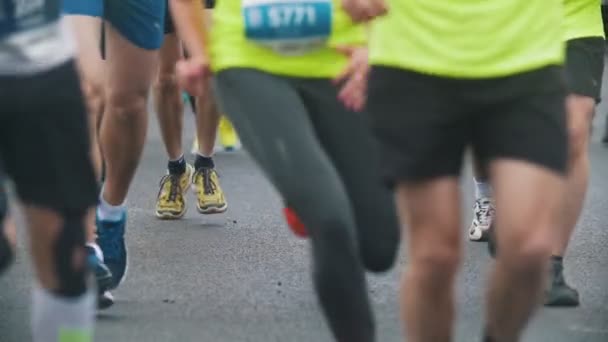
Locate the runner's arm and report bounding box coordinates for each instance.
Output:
[169,0,209,60]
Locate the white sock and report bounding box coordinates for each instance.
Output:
[197,151,213,158]
[32,286,95,342]
[96,192,126,222]
[474,178,492,199]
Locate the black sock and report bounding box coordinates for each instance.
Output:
[168,155,186,175]
[482,329,495,342]
[188,95,197,113]
[551,255,564,263]
[195,154,214,169]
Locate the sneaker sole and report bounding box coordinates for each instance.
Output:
[197,203,228,215]
[468,225,490,242]
[97,291,115,310]
[544,296,580,307]
[155,208,187,220]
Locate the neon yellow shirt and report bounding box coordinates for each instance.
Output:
[564,0,604,40]
[210,0,365,78]
[370,0,565,79]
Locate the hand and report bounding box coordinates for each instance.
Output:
[176,56,211,97]
[333,45,369,112]
[341,0,388,22]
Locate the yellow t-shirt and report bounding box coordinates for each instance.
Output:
[370,0,565,78]
[563,0,605,40]
[210,0,365,78]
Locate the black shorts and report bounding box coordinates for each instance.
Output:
[164,0,214,34]
[0,61,98,211]
[565,37,605,102]
[367,66,568,184]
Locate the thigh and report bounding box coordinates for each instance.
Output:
[158,34,182,77]
[104,22,159,96]
[105,0,166,51]
[0,62,98,211]
[473,66,568,176]
[565,37,605,102]
[367,66,470,185]
[395,178,462,259]
[300,80,388,196]
[299,79,399,239]
[64,15,105,85]
[214,69,352,222]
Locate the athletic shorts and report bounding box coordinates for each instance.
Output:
[0,61,98,211]
[565,37,605,102]
[164,0,215,35]
[63,0,166,50]
[367,66,568,185]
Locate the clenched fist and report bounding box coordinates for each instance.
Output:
[341,0,388,22]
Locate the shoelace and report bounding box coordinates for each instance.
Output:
[197,168,218,195]
[158,174,182,203]
[476,199,495,226]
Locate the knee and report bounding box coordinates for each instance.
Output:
[53,209,88,298]
[567,121,590,162]
[154,71,180,97]
[500,235,551,275]
[409,223,461,282]
[566,98,594,162]
[358,214,400,273]
[81,80,104,118]
[411,245,461,283]
[106,86,148,121]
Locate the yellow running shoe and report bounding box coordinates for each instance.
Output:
[192,167,227,214]
[155,164,194,219]
[219,116,238,151]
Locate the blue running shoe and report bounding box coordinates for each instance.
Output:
[96,212,127,290]
[85,243,113,293]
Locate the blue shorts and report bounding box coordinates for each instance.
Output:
[63,0,166,50]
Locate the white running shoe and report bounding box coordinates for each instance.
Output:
[469,197,495,242]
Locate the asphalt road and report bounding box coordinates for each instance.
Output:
[1,96,608,342]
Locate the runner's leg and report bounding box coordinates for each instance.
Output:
[546,37,604,306]
[100,23,157,206]
[154,34,184,161]
[486,160,563,340]
[97,11,162,286]
[154,32,194,219]
[191,84,228,215]
[298,80,399,272]
[215,69,374,342]
[63,15,105,244]
[0,61,98,341]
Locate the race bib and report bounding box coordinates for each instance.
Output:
[242,0,332,55]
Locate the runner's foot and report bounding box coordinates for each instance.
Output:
[155,164,194,219]
[96,212,128,289]
[469,197,495,242]
[193,167,227,214]
[545,256,579,307]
